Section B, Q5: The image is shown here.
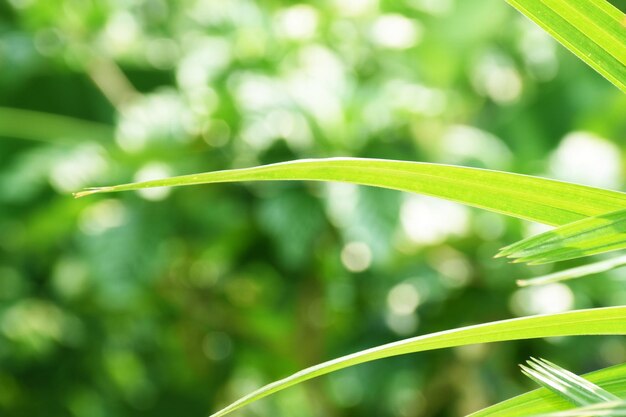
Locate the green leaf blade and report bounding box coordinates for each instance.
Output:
[517,254,626,286]
[210,307,626,417]
[506,0,626,92]
[75,158,626,227]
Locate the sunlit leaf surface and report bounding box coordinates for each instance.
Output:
[75,158,626,227]
[532,400,626,417]
[506,0,626,92]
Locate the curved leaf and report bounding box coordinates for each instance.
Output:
[75,158,626,227]
[209,307,626,417]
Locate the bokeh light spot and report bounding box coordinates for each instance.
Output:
[341,241,372,272]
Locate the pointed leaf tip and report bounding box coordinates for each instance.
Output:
[73,187,111,198]
[496,244,518,258]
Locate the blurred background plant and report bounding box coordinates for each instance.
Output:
[1,0,625,416]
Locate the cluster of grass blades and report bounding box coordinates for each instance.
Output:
[470,360,626,417]
[76,157,626,280]
[516,357,625,417]
[520,357,620,407]
[499,208,626,264]
[77,159,626,416]
[76,0,626,415]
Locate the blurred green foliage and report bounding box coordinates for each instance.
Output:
[1,0,625,416]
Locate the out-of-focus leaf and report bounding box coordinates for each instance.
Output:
[506,0,626,92]
[208,306,626,417]
[499,208,626,264]
[517,254,626,286]
[520,357,619,406]
[0,107,113,144]
[74,158,626,227]
[468,362,626,417]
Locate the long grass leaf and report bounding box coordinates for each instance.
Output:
[74,158,626,227]
[500,208,626,264]
[517,255,626,286]
[209,306,626,417]
[468,362,626,417]
[506,0,626,92]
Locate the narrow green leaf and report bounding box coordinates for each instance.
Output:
[517,254,626,286]
[500,208,626,264]
[468,362,626,417]
[74,158,626,227]
[532,400,626,417]
[209,307,626,417]
[521,357,619,406]
[506,0,626,92]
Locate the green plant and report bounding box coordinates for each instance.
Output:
[75,0,626,416]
